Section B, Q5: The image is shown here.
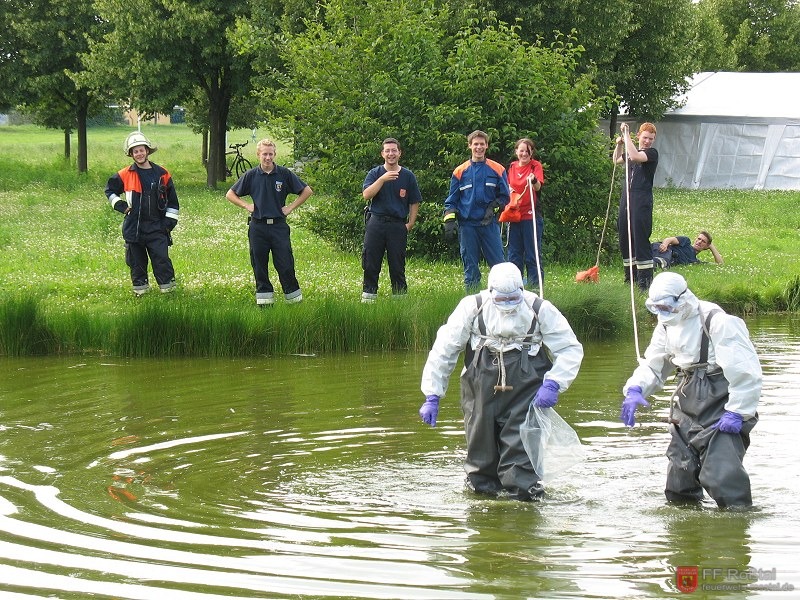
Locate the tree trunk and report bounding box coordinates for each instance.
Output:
[206,112,221,188]
[77,101,88,173]
[64,129,71,160]
[609,107,619,138]
[204,79,233,189]
[201,129,208,167]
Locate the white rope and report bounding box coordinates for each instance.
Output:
[494,350,510,391]
[622,132,641,359]
[486,333,538,393]
[528,175,544,299]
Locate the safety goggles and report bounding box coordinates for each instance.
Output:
[491,289,523,308]
[645,289,687,316]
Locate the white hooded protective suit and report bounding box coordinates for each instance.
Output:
[624,272,761,418]
[420,263,583,498]
[420,268,583,398]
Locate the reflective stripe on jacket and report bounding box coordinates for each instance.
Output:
[105,162,179,242]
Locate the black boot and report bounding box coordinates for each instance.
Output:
[623,265,637,284]
[637,267,653,292]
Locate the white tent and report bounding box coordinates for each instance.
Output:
[652,72,800,190]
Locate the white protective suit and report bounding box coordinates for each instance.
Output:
[624,274,762,419]
[623,271,762,508]
[420,263,583,499]
[421,291,583,397]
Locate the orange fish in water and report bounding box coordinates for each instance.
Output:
[107,485,138,502]
[111,435,140,446]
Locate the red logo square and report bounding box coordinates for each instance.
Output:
[677,566,699,593]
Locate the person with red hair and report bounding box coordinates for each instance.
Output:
[613,122,658,291]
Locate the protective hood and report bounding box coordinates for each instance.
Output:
[646,272,699,324]
[488,262,524,311]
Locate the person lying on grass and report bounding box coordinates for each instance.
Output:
[652,231,723,268]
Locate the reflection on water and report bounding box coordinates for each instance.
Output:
[0,316,798,598]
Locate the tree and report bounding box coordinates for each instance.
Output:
[257,0,611,262]
[693,0,738,71]
[702,0,800,71]
[85,0,257,188]
[0,0,23,111]
[6,0,110,172]
[607,0,699,126]
[486,0,699,134]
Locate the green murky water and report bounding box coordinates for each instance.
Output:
[1,315,798,599]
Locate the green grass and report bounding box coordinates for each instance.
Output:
[1,124,798,356]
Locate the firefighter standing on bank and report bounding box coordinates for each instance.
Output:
[105,131,180,295]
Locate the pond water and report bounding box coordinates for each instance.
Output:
[1,315,798,599]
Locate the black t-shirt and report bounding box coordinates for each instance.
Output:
[136,165,162,222]
[629,147,658,192]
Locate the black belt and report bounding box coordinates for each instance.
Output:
[370,214,405,223]
[250,216,285,224]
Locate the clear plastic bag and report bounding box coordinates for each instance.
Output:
[520,404,586,482]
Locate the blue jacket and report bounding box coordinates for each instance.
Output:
[444,159,509,223]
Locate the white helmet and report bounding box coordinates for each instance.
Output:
[123,131,157,156]
[488,262,523,294]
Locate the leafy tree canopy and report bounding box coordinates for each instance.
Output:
[83,0,259,186]
[252,0,613,262]
[488,0,699,128]
[700,0,800,71]
[5,0,111,171]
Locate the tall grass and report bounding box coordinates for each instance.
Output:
[1,124,798,357]
[0,293,59,355]
[0,287,644,357]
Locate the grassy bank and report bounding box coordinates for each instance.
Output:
[1,124,798,357]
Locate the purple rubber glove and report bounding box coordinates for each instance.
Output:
[712,410,743,434]
[419,395,440,427]
[621,386,650,427]
[533,379,560,408]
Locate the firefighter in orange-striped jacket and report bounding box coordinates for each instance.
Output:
[105,132,180,295]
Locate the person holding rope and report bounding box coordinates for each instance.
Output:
[419,262,583,501]
[620,272,762,509]
[506,138,545,289]
[613,122,658,291]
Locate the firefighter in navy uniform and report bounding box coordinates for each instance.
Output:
[105,132,180,295]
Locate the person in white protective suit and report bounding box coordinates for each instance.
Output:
[621,271,762,509]
[419,262,583,500]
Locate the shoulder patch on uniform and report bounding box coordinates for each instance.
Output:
[485,159,507,177]
[452,161,472,181]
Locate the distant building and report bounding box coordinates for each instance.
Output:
[122,108,172,127]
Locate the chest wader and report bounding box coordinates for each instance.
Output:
[460,296,552,499]
[665,310,758,508]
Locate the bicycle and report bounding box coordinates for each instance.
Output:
[225,141,253,179]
